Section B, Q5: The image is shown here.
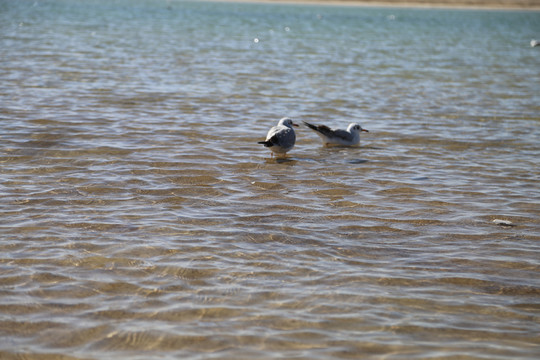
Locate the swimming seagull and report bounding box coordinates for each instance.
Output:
[303,121,368,146]
[258,117,298,157]
[531,39,539,47]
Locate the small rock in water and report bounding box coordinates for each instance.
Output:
[347,159,368,164]
[492,219,516,227]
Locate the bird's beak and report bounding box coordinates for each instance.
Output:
[362,128,369,132]
[292,122,299,127]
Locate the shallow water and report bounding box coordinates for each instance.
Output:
[1,0,540,359]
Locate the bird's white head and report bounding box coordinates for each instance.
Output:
[279,117,299,128]
[348,123,369,133]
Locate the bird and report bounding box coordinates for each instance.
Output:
[303,121,368,146]
[258,117,298,157]
[531,39,539,47]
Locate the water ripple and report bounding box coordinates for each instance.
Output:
[1,1,540,359]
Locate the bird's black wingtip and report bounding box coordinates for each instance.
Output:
[258,140,272,147]
[302,121,318,130]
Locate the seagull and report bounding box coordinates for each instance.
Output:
[531,39,539,47]
[303,121,368,146]
[258,117,298,157]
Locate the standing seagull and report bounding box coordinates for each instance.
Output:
[303,121,368,146]
[258,117,298,157]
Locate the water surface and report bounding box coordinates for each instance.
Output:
[1,1,540,359]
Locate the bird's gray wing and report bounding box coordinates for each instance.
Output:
[304,121,351,141]
[330,129,354,142]
[274,127,295,148]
